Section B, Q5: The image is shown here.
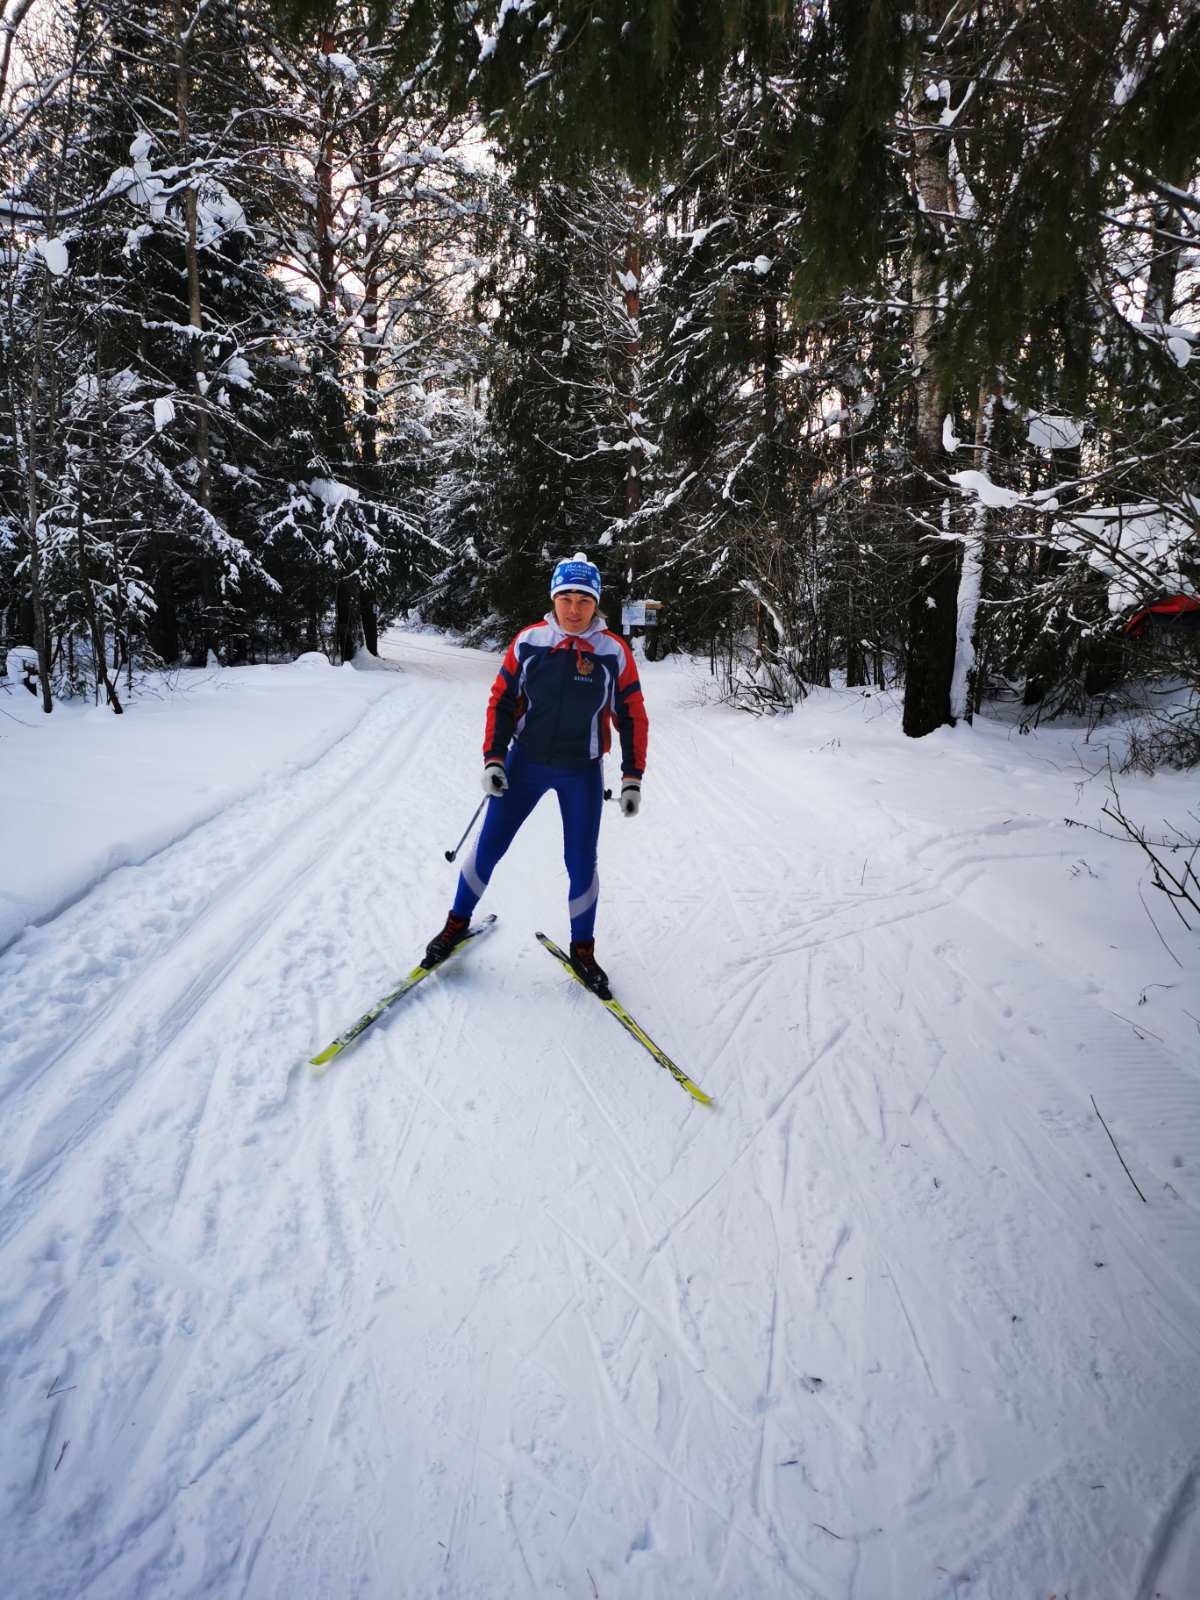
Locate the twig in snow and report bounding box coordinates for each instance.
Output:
[45,1377,76,1398]
[54,1441,69,1471]
[1136,883,1183,969]
[1106,1009,1163,1043]
[1090,1094,1147,1203]
[1064,770,1200,934]
[812,1522,844,1539]
[587,1568,599,1598]
[1137,983,1175,1005]
[860,857,868,886]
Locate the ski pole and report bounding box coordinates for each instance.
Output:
[447,787,612,859]
[444,796,488,862]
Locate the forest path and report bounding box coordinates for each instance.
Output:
[3,632,1199,1600]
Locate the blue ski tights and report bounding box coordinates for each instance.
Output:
[453,744,604,941]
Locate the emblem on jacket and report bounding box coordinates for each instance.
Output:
[575,652,594,677]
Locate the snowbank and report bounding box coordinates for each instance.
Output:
[0,659,394,953]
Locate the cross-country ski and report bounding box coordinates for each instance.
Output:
[536,930,713,1105]
[309,915,498,1066]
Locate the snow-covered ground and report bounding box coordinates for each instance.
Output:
[0,652,398,955]
[2,631,1198,1600]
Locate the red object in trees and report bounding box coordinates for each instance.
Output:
[1124,595,1200,637]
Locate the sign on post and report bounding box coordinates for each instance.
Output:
[622,600,661,630]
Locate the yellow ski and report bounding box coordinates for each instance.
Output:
[536,932,713,1106]
[310,915,497,1066]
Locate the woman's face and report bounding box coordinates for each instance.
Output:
[554,591,598,634]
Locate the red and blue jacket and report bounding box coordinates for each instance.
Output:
[483,614,649,779]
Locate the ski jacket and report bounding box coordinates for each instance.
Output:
[483,614,648,779]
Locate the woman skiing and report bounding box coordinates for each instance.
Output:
[423,553,648,998]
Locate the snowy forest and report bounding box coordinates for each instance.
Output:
[2,0,1198,748]
[6,9,1200,1599]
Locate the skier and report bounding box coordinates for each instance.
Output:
[423,553,648,998]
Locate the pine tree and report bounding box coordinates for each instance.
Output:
[481,168,649,629]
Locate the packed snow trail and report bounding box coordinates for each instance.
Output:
[3,633,1199,1600]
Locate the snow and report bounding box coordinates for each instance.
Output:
[222,354,254,387]
[1027,411,1084,451]
[152,396,175,432]
[324,51,359,82]
[949,468,1021,509]
[196,182,247,247]
[950,530,984,719]
[309,477,360,509]
[106,140,171,221]
[35,236,69,276]
[0,659,394,953]
[73,368,140,408]
[687,217,733,253]
[3,631,1200,1599]
[942,414,960,453]
[1053,500,1199,614]
[477,0,537,64]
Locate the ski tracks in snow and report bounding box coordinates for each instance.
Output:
[4,639,1200,1598]
[1,672,488,1597]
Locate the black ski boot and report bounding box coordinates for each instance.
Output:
[424,911,471,968]
[569,939,611,1000]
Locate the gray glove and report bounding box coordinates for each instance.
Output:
[620,779,641,818]
[482,760,508,796]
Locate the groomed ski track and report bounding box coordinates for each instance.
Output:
[3,633,1199,1600]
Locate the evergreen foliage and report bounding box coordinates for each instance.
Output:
[2,0,1197,762]
[2,0,489,697]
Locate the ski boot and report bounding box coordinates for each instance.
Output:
[424,911,471,968]
[569,939,611,1000]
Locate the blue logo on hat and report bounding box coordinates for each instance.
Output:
[550,552,601,602]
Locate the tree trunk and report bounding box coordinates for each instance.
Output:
[360,124,381,481]
[316,25,359,663]
[902,60,959,739]
[75,491,122,712]
[27,520,53,712]
[361,589,379,656]
[845,578,866,688]
[336,576,361,663]
[357,41,383,659]
[763,289,781,513]
[950,383,996,722]
[23,305,54,712]
[620,212,643,518]
[149,537,180,664]
[306,581,320,654]
[1145,199,1184,325]
[173,0,215,669]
